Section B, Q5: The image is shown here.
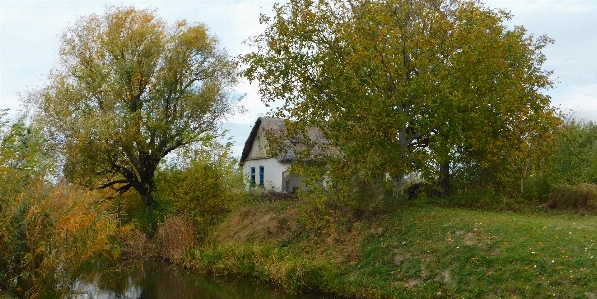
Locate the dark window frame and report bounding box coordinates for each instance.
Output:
[259,166,264,186]
[250,167,256,185]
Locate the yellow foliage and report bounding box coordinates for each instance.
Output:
[0,182,119,298]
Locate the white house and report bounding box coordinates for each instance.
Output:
[239,117,328,193]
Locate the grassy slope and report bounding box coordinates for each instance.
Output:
[187,201,597,298]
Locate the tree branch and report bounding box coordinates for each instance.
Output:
[305,75,338,103]
[97,179,129,190]
[161,139,186,157]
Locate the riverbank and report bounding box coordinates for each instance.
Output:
[184,200,597,298]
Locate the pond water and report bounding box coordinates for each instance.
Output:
[74,260,337,299]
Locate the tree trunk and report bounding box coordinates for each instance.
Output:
[131,179,157,208]
[521,151,532,195]
[141,192,157,208]
[394,174,406,199]
[439,161,451,197]
[395,126,409,199]
[135,154,159,208]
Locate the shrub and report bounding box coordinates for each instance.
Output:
[522,177,553,203]
[185,243,338,294]
[117,225,152,258]
[297,187,353,236]
[154,152,243,242]
[154,215,196,261]
[548,121,597,185]
[547,183,597,214]
[0,112,118,297]
[0,183,119,298]
[428,188,523,211]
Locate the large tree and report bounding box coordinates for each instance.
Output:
[28,7,239,207]
[244,0,561,196]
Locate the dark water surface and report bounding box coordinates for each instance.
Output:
[75,260,336,299]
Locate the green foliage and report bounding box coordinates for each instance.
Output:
[296,187,348,236]
[515,121,597,204]
[27,6,240,207]
[244,0,560,198]
[185,243,339,295]
[0,111,55,197]
[132,204,164,236]
[154,146,244,242]
[522,176,553,203]
[296,182,387,239]
[549,121,597,185]
[428,188,522,211]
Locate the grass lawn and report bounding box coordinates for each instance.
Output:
[354,206,597,298]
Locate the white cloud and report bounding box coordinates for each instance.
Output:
[0,0,282,114]
[484,0,597,13]
[551,84,597,113]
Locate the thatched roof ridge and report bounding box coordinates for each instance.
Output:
[239,117,271,164]
[239,117,330,165]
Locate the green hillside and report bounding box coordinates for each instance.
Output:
[187,201,597,298]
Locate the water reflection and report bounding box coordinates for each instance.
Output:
[75,260,334,299]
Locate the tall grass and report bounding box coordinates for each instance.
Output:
[0,182,119,298]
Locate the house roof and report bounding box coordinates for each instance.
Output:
[239,117,331,165]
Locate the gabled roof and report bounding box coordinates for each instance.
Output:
[239,117,330,165]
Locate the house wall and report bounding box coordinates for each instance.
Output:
[242,119,308,193]
[243,158,292,192]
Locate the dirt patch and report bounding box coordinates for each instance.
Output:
[393,252,411,265]
[212,201,301,245]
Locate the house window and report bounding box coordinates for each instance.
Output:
[259,166,264,186]
[250,167,256,185]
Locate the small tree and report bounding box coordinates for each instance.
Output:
[28,7,239,207]
[0,110,55,194]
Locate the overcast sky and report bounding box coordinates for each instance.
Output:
[1,0,596,154]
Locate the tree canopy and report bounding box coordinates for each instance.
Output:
[28,6,239,207]
[243,0,561,197]
[549,121,597,186]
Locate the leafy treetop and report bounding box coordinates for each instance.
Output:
[244,0,561,197]
[28,6,239,207]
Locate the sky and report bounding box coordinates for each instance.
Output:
[1,0,596,156]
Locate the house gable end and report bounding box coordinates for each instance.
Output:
[239,117,331,166]
[240,117,289,165]
[240,118,263,165]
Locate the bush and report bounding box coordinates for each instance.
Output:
[426,188,527,212]
[154,151,244,243]
[296,184,386,238]
[547,183,597,214]
[548,121,597,185]
[0,112,118,297]
[154,215,196,261]
[0,183,119,298]
[185,243,338,294]
[522,177,553,203]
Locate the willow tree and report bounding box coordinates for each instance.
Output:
[244,0,560,197]
[28,7,238,207]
